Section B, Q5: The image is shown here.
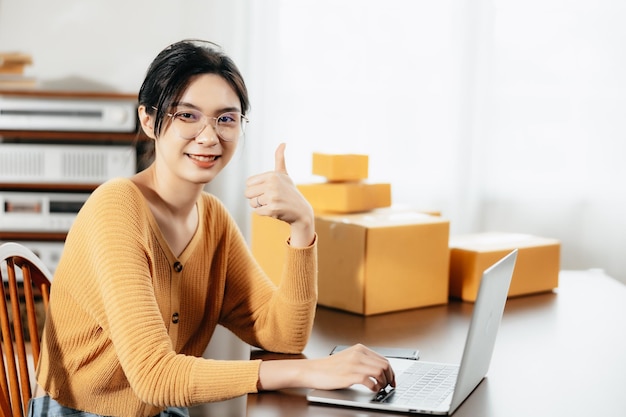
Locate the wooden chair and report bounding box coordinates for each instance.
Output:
[0,242,52,417]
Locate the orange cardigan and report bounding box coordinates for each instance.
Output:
[36,178,317,417]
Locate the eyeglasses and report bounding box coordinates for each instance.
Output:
[161,107,249,141]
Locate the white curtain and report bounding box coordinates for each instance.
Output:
[228,0,626,283]
[6,0,619,282]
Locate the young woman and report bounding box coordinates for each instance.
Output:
[31,39,394,417]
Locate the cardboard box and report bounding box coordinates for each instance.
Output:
[449,232,560,302]
[316,209,450,315]
[297,182,391,214]
[312,153,369,182]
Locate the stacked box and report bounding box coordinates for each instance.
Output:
[311,153,369,182]
[297,153,391,213]
[316,210,450,315]
[252,153,450,315]
[449,232,560,302]
[251,209,450,315]
[297,182,391,214]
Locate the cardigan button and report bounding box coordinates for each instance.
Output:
[173,262,183,272]
[172,312,180,324]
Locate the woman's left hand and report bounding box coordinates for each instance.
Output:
[245,143,315,247]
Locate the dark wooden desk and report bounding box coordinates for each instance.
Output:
[193,270,626,416]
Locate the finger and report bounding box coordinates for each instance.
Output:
[362,372,386,392]
[379,358,395,387]
[367,361,393,390]
[274,143,288,174]
[359,346,395,389]
[386,365,396,387]
[250,195,262,209]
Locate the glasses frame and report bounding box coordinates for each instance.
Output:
[152,106,249,141]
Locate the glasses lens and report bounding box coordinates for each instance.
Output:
[215,112,245,142]
[171,109,205,140]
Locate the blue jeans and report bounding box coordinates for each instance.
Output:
[28,395,190,417]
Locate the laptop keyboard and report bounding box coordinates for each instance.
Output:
[384,362,459,408]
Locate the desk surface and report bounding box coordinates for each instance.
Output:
[194,270,626,417]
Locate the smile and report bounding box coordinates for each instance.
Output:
[187,154,219,162]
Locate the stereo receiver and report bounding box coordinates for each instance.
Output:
[0,94,137,132]
[0,143,136,184]
[0,191,89,232]
[0,191,90,232]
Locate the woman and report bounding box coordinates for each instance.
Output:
[31,39,394,417]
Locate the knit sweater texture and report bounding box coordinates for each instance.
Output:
[35,178,318,417]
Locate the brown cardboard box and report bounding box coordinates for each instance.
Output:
[449,232,560,302]
[312,153,369,182]
[316,209,450,315]
[297,182,391,214]
[251,209,450,315]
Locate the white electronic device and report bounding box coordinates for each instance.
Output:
[0,143,136,184]
[0,94,137,132]
[0,191,90,232]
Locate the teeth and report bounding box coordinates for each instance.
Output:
[189,154,217,162]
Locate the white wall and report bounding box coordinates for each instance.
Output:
[0,0,250,93]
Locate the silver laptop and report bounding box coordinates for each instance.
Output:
[307,249,518,415]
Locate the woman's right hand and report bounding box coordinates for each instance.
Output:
[257,343,396,393]
[304,343,396,392]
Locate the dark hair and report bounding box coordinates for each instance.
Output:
[138,39,250,138]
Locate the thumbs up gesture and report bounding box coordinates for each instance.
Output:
[245,143,315,247]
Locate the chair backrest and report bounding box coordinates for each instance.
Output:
[0,242,53,417]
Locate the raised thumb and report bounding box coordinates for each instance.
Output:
[274,143,288,173]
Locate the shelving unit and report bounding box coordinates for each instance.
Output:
[0,88,142,270]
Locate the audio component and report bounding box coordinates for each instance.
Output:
[0,143,136,184]
[0,191,89,232]
[0,94,137,132]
